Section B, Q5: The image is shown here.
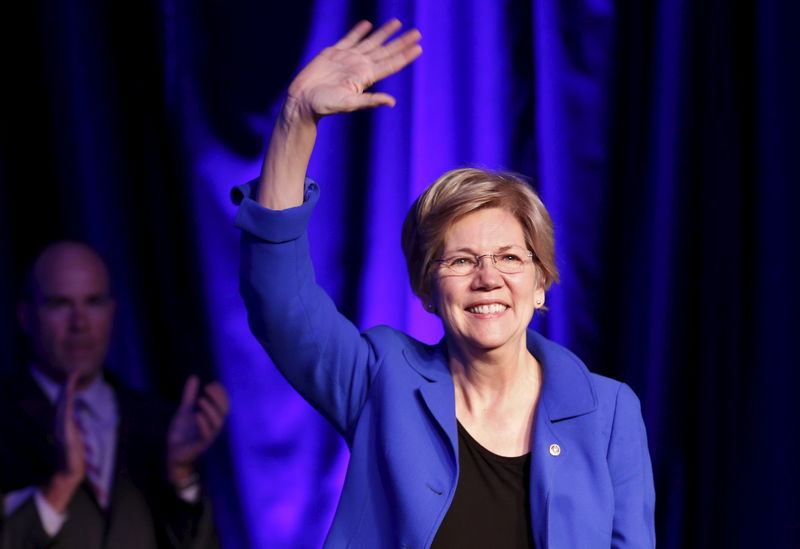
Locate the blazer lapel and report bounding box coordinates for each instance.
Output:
[402,341,458,458]
[418,381,458,455]
[526,330,598,548]
[530,407,562,549]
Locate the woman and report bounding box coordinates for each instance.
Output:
[234,20,655,548]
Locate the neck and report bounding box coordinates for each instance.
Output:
[447,335,541,412]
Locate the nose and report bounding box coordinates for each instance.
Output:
[474,254,497,268]
[472,255,502,288]
[69,304,89,332]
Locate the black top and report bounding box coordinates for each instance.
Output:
[431,422,535,548]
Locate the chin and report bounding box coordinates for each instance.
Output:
[463,332,516,352]
[59,359,103,379]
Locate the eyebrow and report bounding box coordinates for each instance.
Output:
[40,292,111,303]
[40,294,70,303]
[445,245,524,255]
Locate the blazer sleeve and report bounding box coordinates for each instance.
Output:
[233,178,380,438]
[607,383,656,548]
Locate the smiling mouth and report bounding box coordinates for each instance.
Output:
[466,304,509,314]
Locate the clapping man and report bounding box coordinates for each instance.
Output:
[1,241,228,548]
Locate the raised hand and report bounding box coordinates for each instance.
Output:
[287,19,422,121]
[258,19,421,210]
[166,376,229,486]
[41,371,85,512]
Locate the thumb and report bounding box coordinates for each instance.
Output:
[354,92,396,110]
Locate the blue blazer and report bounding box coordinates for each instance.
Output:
[234,180,655,549]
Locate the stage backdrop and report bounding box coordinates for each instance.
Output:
[2,0,798,547]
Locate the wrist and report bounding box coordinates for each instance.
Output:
[41,472,82,513]
[167,463,196,486]
[172,471,200,492]
[280,94,319,127]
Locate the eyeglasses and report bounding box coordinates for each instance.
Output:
[433,251,536,276]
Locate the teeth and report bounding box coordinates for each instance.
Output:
[468,304,508,314]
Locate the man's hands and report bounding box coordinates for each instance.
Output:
[287,19,422,122]
[166,376,229,487]
[41,371,85,513]
[37,373,227,511]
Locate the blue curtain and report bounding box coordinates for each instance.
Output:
[2,0,798,547]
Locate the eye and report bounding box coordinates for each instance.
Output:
[500,254,523,263]
[86,294,111,307]
[42,297,70,310]
[448,256,474,267]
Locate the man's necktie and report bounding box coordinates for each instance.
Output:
[73,398,108,508]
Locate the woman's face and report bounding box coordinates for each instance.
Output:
[430,207,544,356]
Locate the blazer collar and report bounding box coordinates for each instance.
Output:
[402,329,597,421]
[402,338,450,382]
[526,331,597,421]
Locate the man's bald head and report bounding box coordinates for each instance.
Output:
[19,241,116,386]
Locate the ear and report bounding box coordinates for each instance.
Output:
[418,291,437,315]
[533,285,545,310]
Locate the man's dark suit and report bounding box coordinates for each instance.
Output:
[0,369,218,549]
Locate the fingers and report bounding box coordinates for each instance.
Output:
[193,400,219,442]
[371,30,420,59]
[179,375,200,410]
[189,381,229,443]
[203,382,230,417]
[56,371,80,421]
[339,19,421,61]
[53,371,85,475]
[353,18,403,53]
[66,370,81,392]
[194,410,214,441]
[198,383,228,432]
[334,20,373,49]
[362,23,421,83]
[371,41,423,82]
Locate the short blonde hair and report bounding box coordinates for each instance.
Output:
[401,168,558,299]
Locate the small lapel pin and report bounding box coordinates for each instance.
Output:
[549,443,561,456]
